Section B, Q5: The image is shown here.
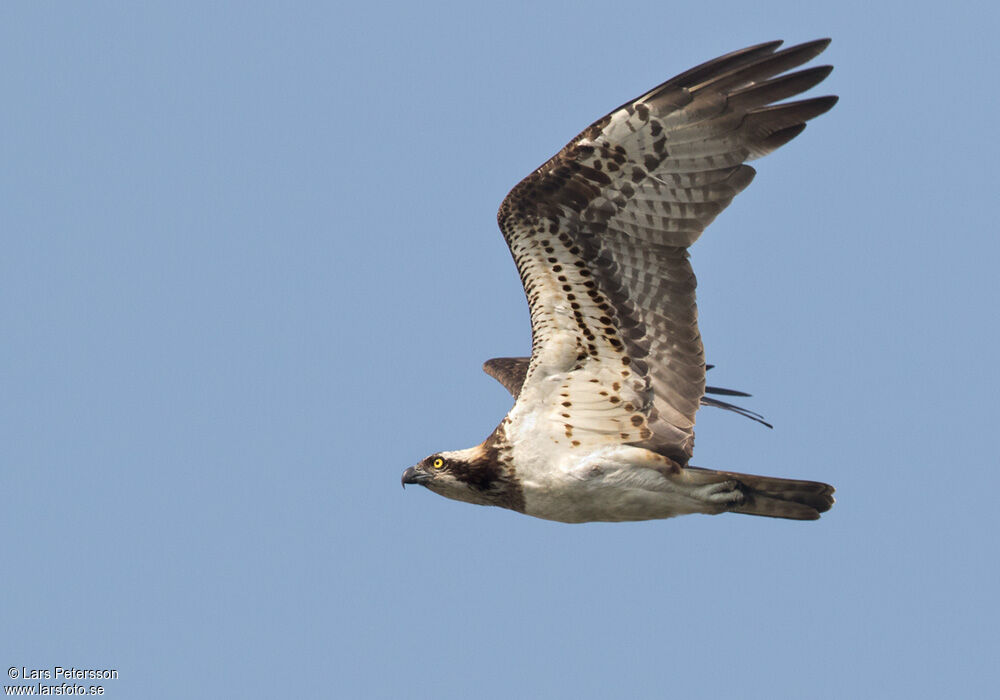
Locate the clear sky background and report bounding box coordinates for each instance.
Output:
[2,2,998,698]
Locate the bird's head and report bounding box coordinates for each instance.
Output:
[401,443,521,510]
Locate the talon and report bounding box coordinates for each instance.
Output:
[703,480,745,505]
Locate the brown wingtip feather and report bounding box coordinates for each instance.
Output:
[654,40,785,93]
[744,96,839,158]
[727,65,834,113]
[689,39,832,97]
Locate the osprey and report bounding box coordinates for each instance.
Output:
[402,40,837,522]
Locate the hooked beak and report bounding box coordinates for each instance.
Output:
[401,466,432,488]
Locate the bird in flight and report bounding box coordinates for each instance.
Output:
[402,40,837,522]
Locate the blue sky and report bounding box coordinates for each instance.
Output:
[2,1,998,698]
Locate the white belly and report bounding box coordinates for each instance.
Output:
[513,443,710,523]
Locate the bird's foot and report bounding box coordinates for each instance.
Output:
[696,480,746,507]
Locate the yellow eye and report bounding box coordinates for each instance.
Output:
[432,458,444,469]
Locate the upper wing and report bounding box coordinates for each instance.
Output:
[483,357,531,396]
[497,39,836,463]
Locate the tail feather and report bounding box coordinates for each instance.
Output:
[686,466,835,520]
